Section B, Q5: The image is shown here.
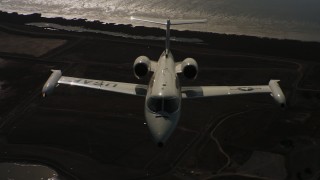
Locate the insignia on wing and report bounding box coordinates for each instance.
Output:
[238,87,254,91]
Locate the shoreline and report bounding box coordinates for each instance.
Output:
[1,11,320,62]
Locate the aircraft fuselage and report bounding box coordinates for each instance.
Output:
[145,51,181,146]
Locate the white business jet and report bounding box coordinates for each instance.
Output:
[42,17,286,147]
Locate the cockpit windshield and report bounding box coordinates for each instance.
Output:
[147,97,179,113]
[147,97,163,112]
[164,98,180,113]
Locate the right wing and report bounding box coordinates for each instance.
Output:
[181,80,286,106]
[181,85,271,98]
[42,70,147,97]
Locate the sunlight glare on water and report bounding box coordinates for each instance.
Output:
[0,0,319,41]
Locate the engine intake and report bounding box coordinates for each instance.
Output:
[42,70,62,97]
[181,58,198,80]
[269,80,286,107]
[134,56,151,79]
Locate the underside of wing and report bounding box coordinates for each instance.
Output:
[181,85,271,98]
[58,76,147,96]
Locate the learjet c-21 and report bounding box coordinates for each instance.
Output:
[42,17,286,147]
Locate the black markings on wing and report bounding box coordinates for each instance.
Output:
[73,79,118,88]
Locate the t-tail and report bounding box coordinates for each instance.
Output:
[130,16,207,57]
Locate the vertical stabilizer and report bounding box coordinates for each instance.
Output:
[130,16,207,56]
[165,19,170,56]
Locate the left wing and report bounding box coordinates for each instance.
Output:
[42,70,147,97]
[181,80,286,106]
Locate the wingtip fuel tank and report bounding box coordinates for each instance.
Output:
[42,70,62,97]
[269,80,286,107]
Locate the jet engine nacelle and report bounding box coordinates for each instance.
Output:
[269,80,286,107]
[42,70,62,97]
[133,56,151,79]
[181,58,198,80]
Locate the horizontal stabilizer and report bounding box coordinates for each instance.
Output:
[130,16,207,25]
[130,16,206,56]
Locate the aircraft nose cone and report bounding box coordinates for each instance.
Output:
[146,115,175,146]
